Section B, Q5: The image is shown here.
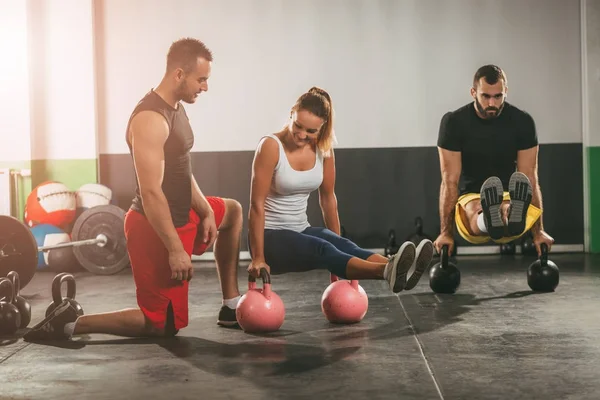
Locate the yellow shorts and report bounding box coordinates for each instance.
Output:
[455,192,542,244]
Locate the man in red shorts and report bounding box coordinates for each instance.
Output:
[24,38,243,341]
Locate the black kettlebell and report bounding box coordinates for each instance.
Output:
[521,234,537,257]
[45,273,84,317]
[406,217,433,245]
[7,271,31,329]
[0,278,21,335]
[500,241,516,256]
[384,229,400,257]
[429,245,461,294]
[527,243,559,292]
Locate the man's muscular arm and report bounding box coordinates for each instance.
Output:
[130,111,184,254]
[190,174,218,249]
[438,148,462,236]
[433,147,462,254]
[191,175,214,218]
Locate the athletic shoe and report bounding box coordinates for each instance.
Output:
[480,176,506,240]
[385,241,416,293]
[404,239,435,290]
[507,172,533,236]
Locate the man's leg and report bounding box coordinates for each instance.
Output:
[69,306,173,338]
[191,197,242,327]
[460,198,509,237]
[24,209,196,341]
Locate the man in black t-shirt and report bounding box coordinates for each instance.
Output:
[434,65,554,256]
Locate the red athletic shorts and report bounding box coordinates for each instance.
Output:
[123,196,226,331]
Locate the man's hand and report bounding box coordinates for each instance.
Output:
[247,259,271,279]
[532,230,554,257]
[197,211,218,250]
[169,249,194,281]
[434,233,455,255]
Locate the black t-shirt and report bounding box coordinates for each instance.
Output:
[125,90,194,227]
[437,102,538,194]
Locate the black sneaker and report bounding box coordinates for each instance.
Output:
[507,172,532,236]
[23,300,78,341]
[217,305,239,328]
[480,176,505,240]
[404,239,435,290]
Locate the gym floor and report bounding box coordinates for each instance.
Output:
[2,253,600,400]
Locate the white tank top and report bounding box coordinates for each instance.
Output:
[261,135,324,232]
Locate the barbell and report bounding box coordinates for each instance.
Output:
[0,205,130,288]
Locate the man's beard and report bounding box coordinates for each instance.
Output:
[176,81,195,103]
[475,98,505,119]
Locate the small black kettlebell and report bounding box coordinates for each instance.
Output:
[527,243,559,292]
[45,273,84,317]
[384,229,400,257]
[7,271,31,329]
[0,278,22,335]
[429,244,461,294]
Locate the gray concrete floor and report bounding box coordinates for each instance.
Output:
[2,252,600,400]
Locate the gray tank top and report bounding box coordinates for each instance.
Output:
[261,135,324,232]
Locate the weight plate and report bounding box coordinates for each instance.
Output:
[0,215,38,288]
[71,205,130,275]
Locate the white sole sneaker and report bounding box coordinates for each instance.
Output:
[404,239,435,290]
[480,176,505,240]
[508,172,532,237]
[386,241,416,293]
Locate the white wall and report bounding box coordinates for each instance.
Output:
[28,0,97,160]
[96,0,582,154]
[0,0,31,162]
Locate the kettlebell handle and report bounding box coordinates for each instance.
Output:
[441,244,449,268]
[248,268,273,299]
[248,268,271,284]
[0,278,15,304]
[415,217,423,235]
[329,273,359,288]
[52,273,77,305]
[7,271,21,296]
[540,243,549,266]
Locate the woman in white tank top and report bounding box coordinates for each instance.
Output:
[247,87,434,294]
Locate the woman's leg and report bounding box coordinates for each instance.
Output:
[261,229,416,293]
[302,227,434,291]
[302,227,378,261]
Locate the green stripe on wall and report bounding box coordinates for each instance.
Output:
[589,147,600,253]
[30,159,98,190]
[0,159,97,220]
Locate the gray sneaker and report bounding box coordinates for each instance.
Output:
[507,172,532,236]
[385,241,416,293]
[480,176,505,240]
[404,239,435,290]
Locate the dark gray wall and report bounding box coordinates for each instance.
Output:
[100,143,584,250]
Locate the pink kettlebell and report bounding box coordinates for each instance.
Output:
[321,274,369,324]
[236,268,285,333]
